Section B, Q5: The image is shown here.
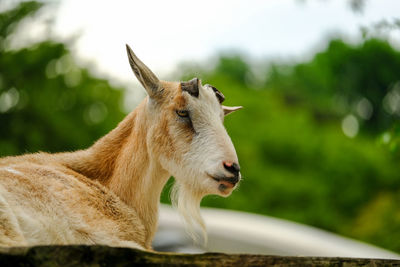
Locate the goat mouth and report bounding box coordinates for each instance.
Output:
[207,173,238,189]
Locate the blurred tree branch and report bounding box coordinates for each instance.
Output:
[349,0,367,13]
[296,0,368,13]
[0,1,43,39]
[0,1,126,156]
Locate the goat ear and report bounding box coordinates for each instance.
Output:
[126,44,160,97]
[223,105,243,116]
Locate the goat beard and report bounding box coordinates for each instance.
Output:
[171,181,207,244]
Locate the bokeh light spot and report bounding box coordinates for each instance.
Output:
[342,114,359,138]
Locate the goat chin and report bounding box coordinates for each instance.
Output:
[171,181,207,245]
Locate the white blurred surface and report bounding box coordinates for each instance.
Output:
[154,205,400,259]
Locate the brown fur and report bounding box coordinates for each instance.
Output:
[0,80,190,249]
[0,46,241,249]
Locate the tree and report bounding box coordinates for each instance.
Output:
[0,1,126,157]
[267,38,400,136]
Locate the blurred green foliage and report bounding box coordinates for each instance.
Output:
[1,1,400,253]
[0,1,126,156]
[268,39,400,134]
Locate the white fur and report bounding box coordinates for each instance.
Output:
[163,84,241,243]
[2,167,23,176]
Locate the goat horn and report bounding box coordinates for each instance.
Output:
[181,78,200,98]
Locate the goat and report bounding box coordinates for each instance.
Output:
[0,45,242,250]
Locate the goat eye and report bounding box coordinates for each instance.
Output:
[176,110,189,118]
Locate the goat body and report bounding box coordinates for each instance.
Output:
[0,46,242,249]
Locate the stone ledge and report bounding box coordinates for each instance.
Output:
[0,245,399,266]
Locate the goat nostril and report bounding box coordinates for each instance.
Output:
[223,161,240,175]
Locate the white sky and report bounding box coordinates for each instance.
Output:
[51,0,400,85]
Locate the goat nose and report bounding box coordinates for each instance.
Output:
[223,161,240,176]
